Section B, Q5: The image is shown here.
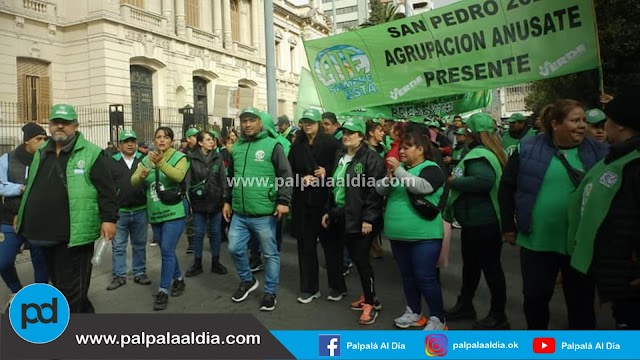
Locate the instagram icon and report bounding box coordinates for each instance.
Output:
[425,334,448,357]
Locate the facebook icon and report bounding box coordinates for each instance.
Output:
[319,335,340,357]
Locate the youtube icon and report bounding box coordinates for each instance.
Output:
[533,338,556,354]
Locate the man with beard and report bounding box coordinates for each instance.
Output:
[16,104,118,313]
[501,113,537,156]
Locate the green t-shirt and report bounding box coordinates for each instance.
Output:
[332,155,352,208]
[517,147,584,254]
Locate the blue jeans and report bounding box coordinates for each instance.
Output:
[228,215,279,294]
[112,209,148,277]
[151,217,185,291]
[193,212,222,260]
[0,224,48,293]
[390,239,444,320]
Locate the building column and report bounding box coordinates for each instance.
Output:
[162,0,173,31]
[175,0,186,36]
[222,0,232,49]
[251,0,260,51]
[213,0,223,41]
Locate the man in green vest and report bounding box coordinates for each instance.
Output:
[223,107,293,312]
[502,113,537,156]
[16,104,119,313]
[569,91,640,329]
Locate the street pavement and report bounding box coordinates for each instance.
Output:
[4,227,615,330]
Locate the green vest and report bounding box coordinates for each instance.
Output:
[17,133,103,247]
[502,128,536,156]
[568,150,640,273]
[231,131,278,216]
[452,146,466,161]
[445,146,503,225]
[384,161,444,240]
[144,149,188,224]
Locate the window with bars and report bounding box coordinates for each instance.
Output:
[17,58,50,123]
[231,0,240,42]
[185,0,199,28]
[120,0,144,8]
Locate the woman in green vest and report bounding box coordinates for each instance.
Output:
[132,126,190,311]
[444,113,510,330]
[376,128,447,330]
[321,118,385,325]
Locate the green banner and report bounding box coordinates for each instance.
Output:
[303,0,599,114]
[294,68,323,121]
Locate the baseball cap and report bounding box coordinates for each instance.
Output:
[454,128,468,136]
[300,108,322,122]
[137,141,149,148]
[118,129,137,141]
[427,121,439,128]
[185,128,199,138]
[467,113,496,133]
[339,118,366,134]
[409,116,426,124]
[507,113,527,123]
[209,130,222,141]
[240,107,262,118]
[585,108,606,124]
[49,104,77,122]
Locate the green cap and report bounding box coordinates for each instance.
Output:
[185,128,199,138]
[409,116,426,124]
[585,108,606,124]
[300,108,322,122]
[454,128,467,136]
[118,129,137,141]
[49,104,77,121]
[507,113,527,123]
[209,130,222,141]
[339,118,366,134]
[467,113,496,133]
[427,121,439,128]
[239,107,262,118]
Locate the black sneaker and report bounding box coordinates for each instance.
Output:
[170,279,186,297]
[327,289,347,302]
[185,264,203,277]
[232,278,259,302]
[153,292,168,311]
[250,259,264,273]
[211,263,228,275]
[133,274,151,285]
[260,293,277,311]
[297,291,321,304]
[106,277,126,290]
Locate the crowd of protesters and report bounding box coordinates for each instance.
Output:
[1,91,638,331]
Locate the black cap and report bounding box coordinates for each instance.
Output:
[605,89,640,132]
[137,141,149,148]
[22,122,46,142]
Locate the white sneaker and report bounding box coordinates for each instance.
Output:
[297,291,321,304]
[4,293,16,313]
[452,221,462,229]
[394,306,427,328]
[424,316,448,330]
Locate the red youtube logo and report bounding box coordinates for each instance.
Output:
[533,338,556,354]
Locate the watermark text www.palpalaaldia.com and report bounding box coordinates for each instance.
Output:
[227,174,416,191]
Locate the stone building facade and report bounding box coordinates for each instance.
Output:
[0,0,330,147]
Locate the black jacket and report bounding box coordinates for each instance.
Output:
[592,135,640,302]
[111,152,146,210]
[289,132,342,211]
[325,144,385,235]
[187,148,229,213]
[1,145,32,224]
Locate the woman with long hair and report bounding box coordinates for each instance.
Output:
[377,128,447,330]
[322,118,385,325]
[289,108,342,304]
[184,131,229,277]
[132,126,190,311]
[444,113,510,330]
[499,99,608,330]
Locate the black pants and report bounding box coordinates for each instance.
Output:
[344,230,376,304]
[459,223,507,315]
[612,301,640,329]
[43,242,95,313]
[249,218,282,260]
[298,208,344,294]
[520,248,596,330]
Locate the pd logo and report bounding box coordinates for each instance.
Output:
[8,283,70,344]
[425,334,448,357]
[533,338,556,354]
[319,334,340,357]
